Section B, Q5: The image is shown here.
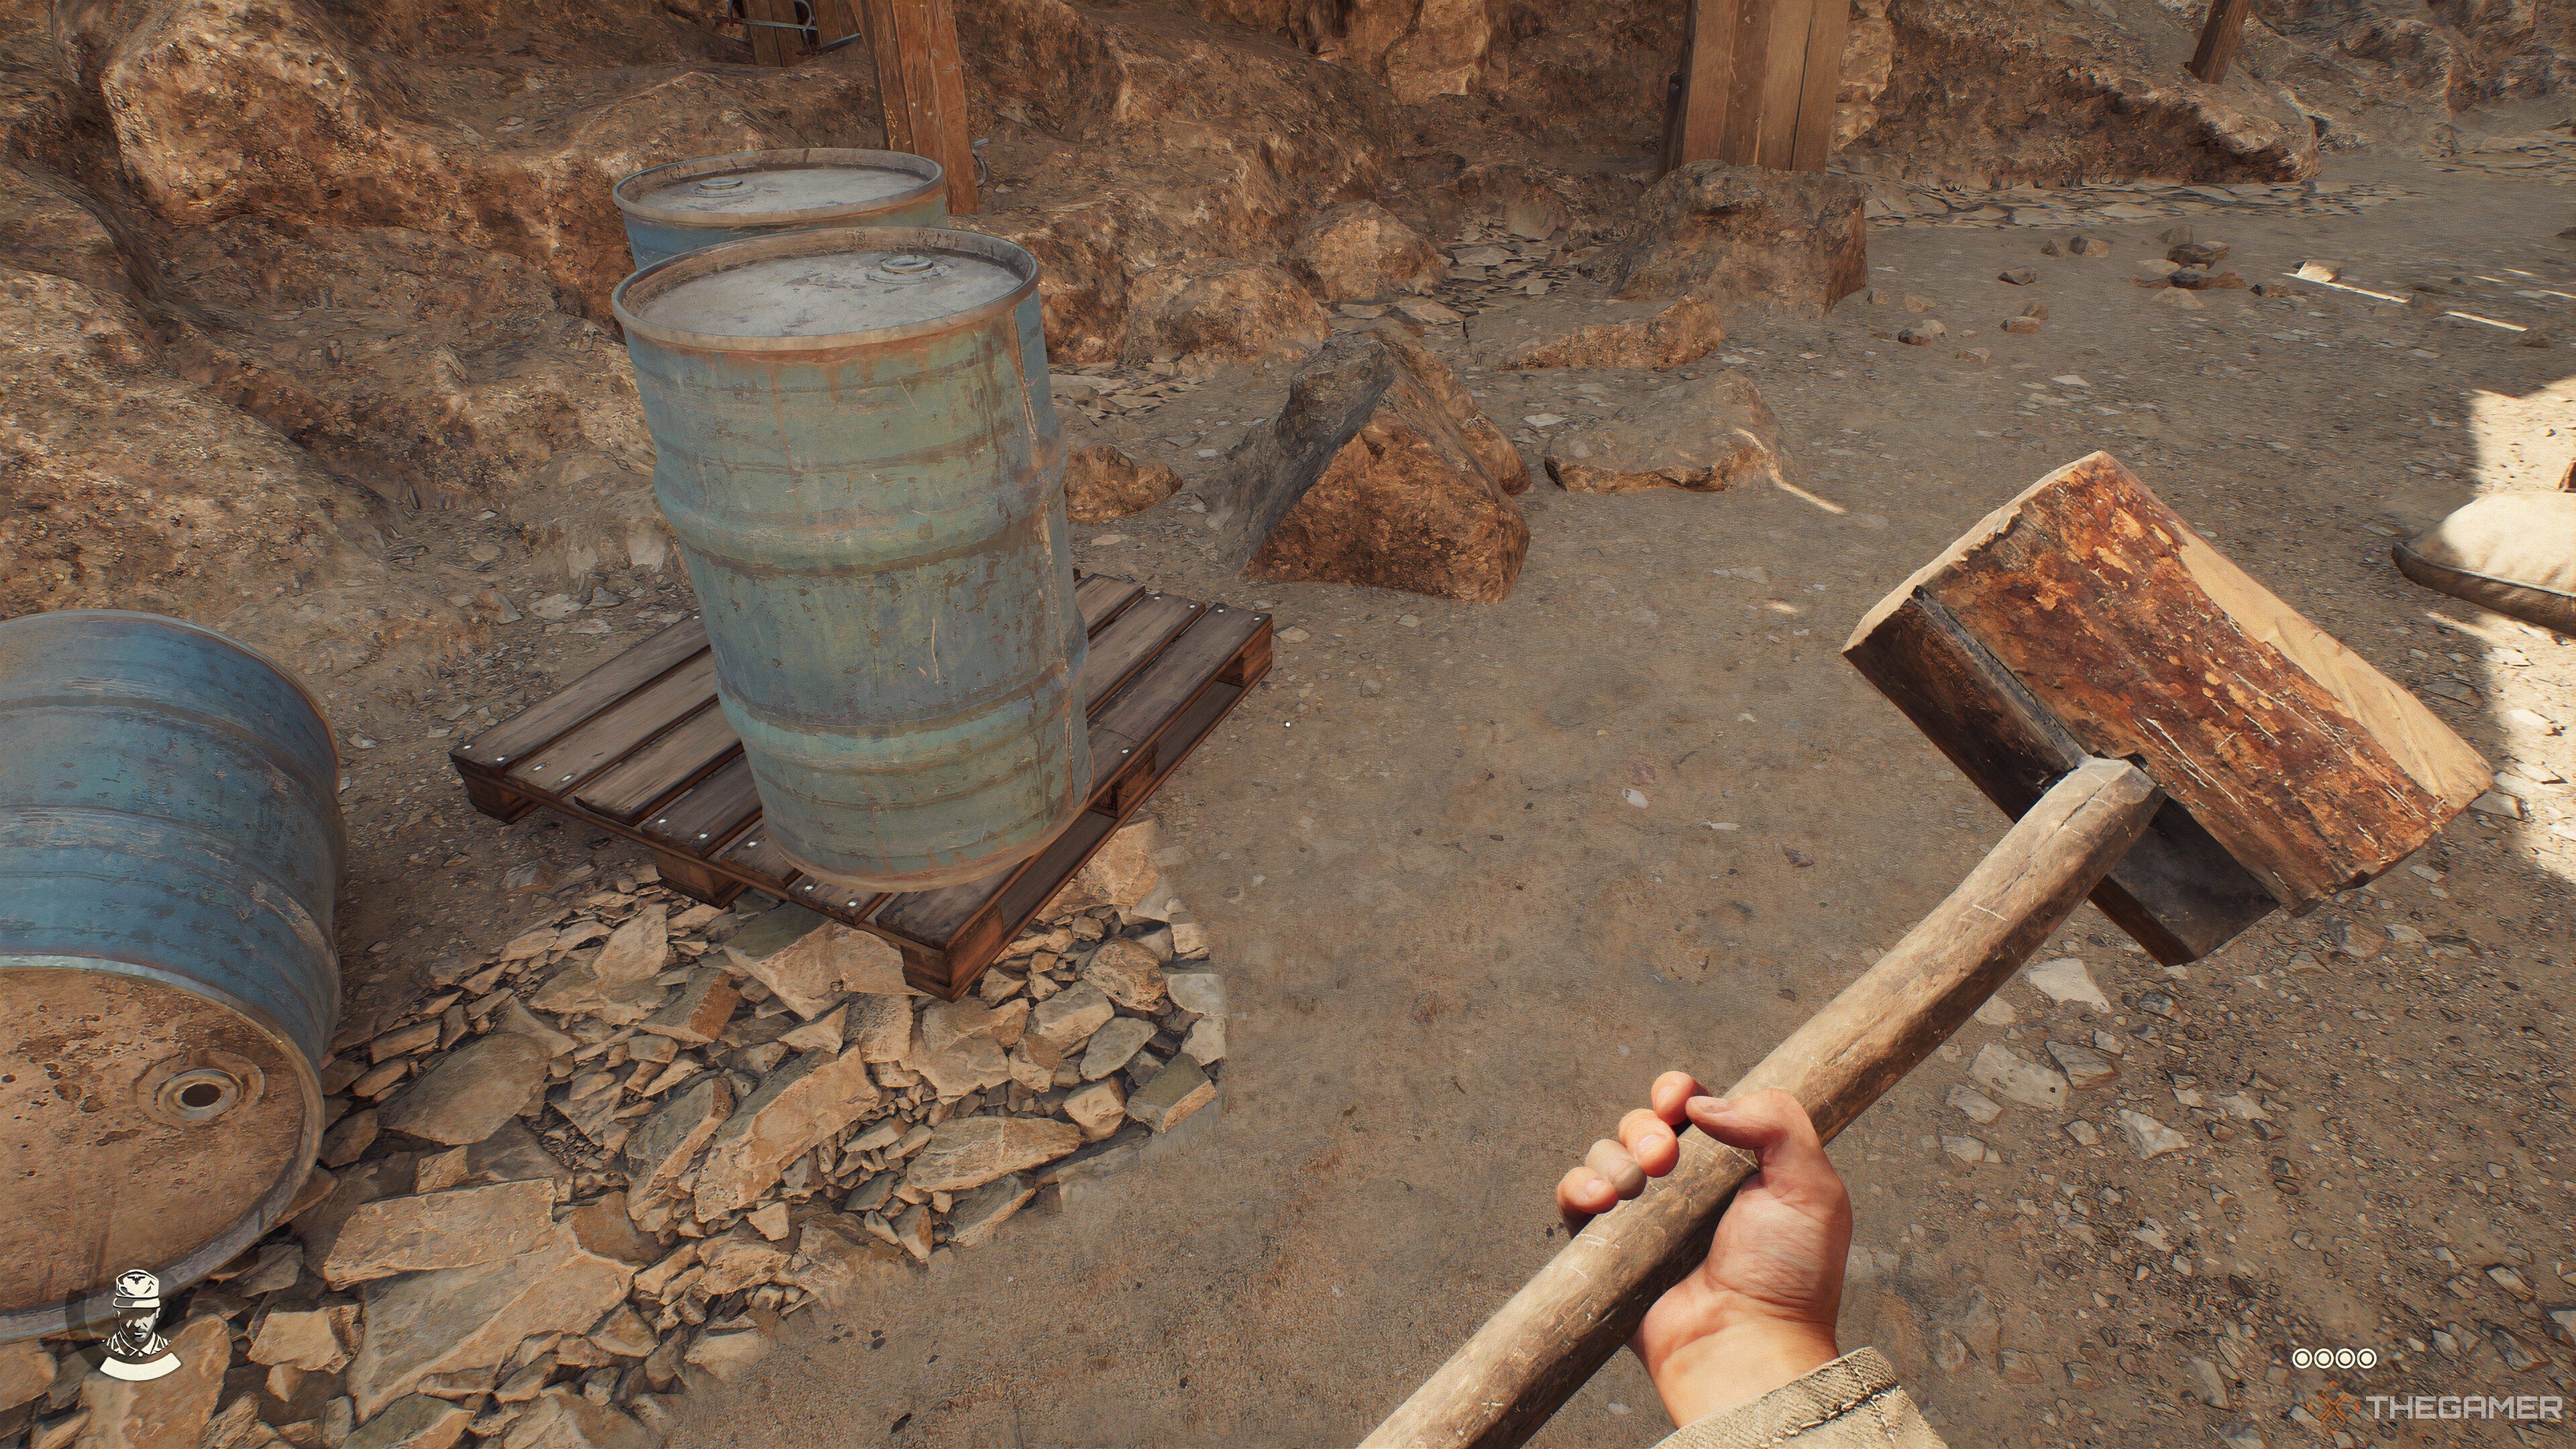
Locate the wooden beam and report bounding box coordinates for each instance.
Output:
[861,0,979,214]
[1786,0,1849,171]
[2188,0,2255,83]
[1750,0,1815,170]
[1662,0,1738,172]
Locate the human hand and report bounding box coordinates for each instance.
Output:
[1556,1076,1854,1427]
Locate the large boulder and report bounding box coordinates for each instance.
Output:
[1543,372,1790,494]
[1609,164,1870,317]
[1289,203,1443,301]
[1209,321,1529,602]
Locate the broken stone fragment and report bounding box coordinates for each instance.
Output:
[1543,372,1788,496]
[347,1222,634,1419]
[1025,983,1114,1068]
[1946,1086,2002,1124]
[1163,969,1224,1018]
[847,992,916,1064]
[1468,293,1724,372]
[590,906,668,983]
[722,905,908,1017]
[526,955,665,1026]
[694,1231,793,1296]
[1289,202,1442,301]
[1208,321,1529,604]
[248,1307,354,1373]
[2022,957,2108,1010]
[1081,938,1168,1012]
[78,1316,230,1449]
[321,1108,379,1169]
[322,1178,557,1287]
[1043,818,1161,914]
[1180,1016,1227,1065]
[500,1389,657,1449]
[639,969,739,1046]
[1970,1044,2068,1112]
[691,1049,881,1218]
[2116,1110,2190,1160]
[945,1173,1037,1249]
[2044,1042,2116,1090]
[1079,1017,1156,1081]
[1126,1057,1217,1134]
[889,1204,934,1262]
[904,1116,1082,1193]
[778,1004,847,1055]
[1063,1079,1126,1142]
[1609,164,1867,315]
[343,1396,470,1449]
[680,1330,769,1388]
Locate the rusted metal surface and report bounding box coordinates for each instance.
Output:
[0,611,341,1341]
[612,149,947,272]
[611,227,1089,892]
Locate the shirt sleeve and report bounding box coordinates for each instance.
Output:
[1647,1348,1948,1449]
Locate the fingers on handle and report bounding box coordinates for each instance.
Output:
[1557,1165,1618,1226]
[1648,1070,1706,1126]
[1583,1137,1648,1198]
[1618,1108,1681,1178]
[1684,1087,1851,1219]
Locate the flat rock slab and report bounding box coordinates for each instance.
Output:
[1543,372,1788,494]
[376,1032,549,1146]
[79,1316,230,1449]
[347,1222,633,1419]
[690,1049,881,1218]
[1464,293,1724,371]
[322,1177,558,1287]
[1611,163,1868,317]
[722,904,908,1018]
[904,1116,1082,1193]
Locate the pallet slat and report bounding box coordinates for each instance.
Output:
[453,616,708,771]
[452,577,1268,999]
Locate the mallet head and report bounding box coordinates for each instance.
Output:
[1846,451,2491,963]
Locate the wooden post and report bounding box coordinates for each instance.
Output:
[1358,761,2166,1449]
[739,0,805,67]
[1660,0,1847,174]
[861,0,979,215]
[2188,0,2255,83]
[1663,0,1737,173]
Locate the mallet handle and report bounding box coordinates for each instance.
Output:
[1360,757,2163,1449]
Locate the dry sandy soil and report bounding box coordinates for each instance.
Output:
[297,134,2576,1447]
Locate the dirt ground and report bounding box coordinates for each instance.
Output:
[313,129,2576,1449]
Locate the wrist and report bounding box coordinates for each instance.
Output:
[1644,1317,1841,1428]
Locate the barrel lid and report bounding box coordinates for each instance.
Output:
[614,149,943,228]
[616,228,1036,346]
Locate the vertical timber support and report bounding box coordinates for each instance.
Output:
[2188,0,2255,83]
[861,0,980,215]
[1661,0,1849,174]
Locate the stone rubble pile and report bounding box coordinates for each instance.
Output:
[5,818,1224,1449]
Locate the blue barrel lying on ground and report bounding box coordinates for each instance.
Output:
[613,148,947,272]
[612,227,1090,892]
[0,611,341,1340]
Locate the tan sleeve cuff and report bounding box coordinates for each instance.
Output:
[1649,1348,1947,1449]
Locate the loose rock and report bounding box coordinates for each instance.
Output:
[1543,372,1789,496]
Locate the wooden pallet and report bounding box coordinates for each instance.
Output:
[451,577,1270,1000]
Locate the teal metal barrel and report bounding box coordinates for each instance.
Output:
[612,227,1091,892]
[0,611,341,1341]
[613,148,947,272]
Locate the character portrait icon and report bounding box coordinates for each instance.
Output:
[98,1270,181,1382]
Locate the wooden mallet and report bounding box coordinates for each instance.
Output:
[1361,451,2491,1449]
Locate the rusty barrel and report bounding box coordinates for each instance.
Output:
[613,148,947,272]
[612,227,1089,892]
[0,611,340,1340]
